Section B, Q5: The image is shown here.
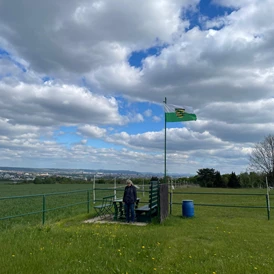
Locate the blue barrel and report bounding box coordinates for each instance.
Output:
[182,200,194,217]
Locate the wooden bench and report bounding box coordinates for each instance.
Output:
[135,181,159,222]
[94,195,115,219]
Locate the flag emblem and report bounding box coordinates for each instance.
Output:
[164,103,197,122]
[175,108,185,118]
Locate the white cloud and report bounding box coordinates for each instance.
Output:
[86,0,274,110]
[143,109,152,117]
[101,126,251,173]
[81,139,87,145]
[125,113,144,123]
[0,81,126,126]
[105,127,229,151]
[153,116,161,122]
[0,0,274,174]
[78,125,107,139]
[213,0,261,9]
[0,0,197,74]
[0,118,41,138]
[200,99,274,124]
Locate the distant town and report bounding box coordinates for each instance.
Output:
[0,166,189,183]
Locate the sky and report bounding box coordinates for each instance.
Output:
[0,0,274,175]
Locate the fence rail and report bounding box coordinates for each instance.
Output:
[0,189,92,225]
[174,192,267,196]
[2,187,272,226]
[169,191,272,220]
[0,185,153,226]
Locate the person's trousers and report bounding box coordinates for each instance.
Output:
[124,203,135,222]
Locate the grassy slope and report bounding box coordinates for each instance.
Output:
[0,183,122,229]
[1,186,274,273]
[1,211,274,274]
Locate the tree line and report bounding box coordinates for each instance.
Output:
[177,168,266,188]
[15,172,266,188]
[33,177,89,184]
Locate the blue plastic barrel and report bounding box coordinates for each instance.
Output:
[182,200,194,217]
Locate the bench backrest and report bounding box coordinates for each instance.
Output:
[149,180,159,209]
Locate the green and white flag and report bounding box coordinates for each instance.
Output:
[164,104,197,122]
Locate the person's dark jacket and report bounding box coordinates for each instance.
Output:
[123,185,137,204]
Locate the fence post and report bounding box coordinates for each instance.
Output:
[114,177,116,200]
[266,194,270,220]
[87,190,90,214]
[93,175,96,204]
[42,195,46,225]
[169,192,172,215]
[143,178,145,197]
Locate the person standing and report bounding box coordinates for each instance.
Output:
[123,179,137,223]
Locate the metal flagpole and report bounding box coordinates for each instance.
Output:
[164,97,167,184]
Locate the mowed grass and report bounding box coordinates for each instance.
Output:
[1,185,274,273]
[0,183,125,229]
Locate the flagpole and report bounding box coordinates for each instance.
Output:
[163,99,197,185]
[164,97,167,184]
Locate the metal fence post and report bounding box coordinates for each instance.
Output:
[169,192,172,215]
[93,175,96,204]
[87,190,90,213]
[266,194,270,220]
[42,195,46,225]
[114,177,116,200]
[143,178,145,197]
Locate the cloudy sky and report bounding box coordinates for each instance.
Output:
[0,0,273,175]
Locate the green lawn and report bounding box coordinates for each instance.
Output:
[1,185,274,273]
[0,183,125,229]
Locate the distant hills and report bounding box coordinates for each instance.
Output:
[0,166,193,178]
[0,166,141,174]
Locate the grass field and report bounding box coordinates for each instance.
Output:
[0,182,130,230]
[1,184,274,273]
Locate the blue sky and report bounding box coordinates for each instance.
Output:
[186,0,236,29]
[0,0,274,175]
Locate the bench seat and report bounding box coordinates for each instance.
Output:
[135,205,150,212]
[94,203,113,209]
[135,204,157,213]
